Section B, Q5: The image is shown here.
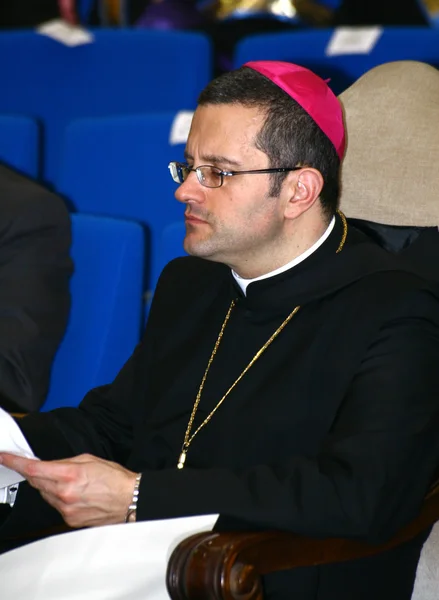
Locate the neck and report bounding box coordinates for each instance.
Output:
[231,216,332,280]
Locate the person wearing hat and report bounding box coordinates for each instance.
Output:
[1,61,439,599]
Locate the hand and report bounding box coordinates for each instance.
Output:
[0,453,138,528]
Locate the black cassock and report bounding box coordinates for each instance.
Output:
[3,214,439,600]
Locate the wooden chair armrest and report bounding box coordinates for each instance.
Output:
[167,483,439,600]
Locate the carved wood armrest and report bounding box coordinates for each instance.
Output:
[167,484,439,600]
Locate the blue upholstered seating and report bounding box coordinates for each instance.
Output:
[158,221,187,277]
[0,30,211,183]
[57,111,190,293]
[234,27,439,94]
[0,115,39,178]
[42,213,145,410]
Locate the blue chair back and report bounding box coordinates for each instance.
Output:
[0,115,39,178]
[234,27,439,95]
[57,111,190,292]
[42,213,145,411]
[158,221,187,276]
[0,30,211,183]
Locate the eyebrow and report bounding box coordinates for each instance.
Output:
[184,151,242,168]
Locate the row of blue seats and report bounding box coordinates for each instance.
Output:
[0,112,187,291]
[1,27,439,183]
[0,29,211,183]
[235,27,439,95]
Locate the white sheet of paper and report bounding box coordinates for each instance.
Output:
[169,111,194,145]
[325,27,383,56]
[0,513,218,600]
[36,19,94,47]
[0,408,36,494]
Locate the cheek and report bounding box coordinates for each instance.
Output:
[214,181,277,228]
[231,205,278,241]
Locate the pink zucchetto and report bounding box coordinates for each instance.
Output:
[244,61,346,160]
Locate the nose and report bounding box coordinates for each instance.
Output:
[174,171,205,205]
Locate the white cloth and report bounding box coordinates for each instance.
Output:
[0,514,218,600]
[232,216,335,294]
[0,407,36,503]
[411,522,439,600]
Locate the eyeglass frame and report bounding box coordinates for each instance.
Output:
[168,161,303,189]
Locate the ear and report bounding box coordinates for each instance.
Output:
[283,168,324,220]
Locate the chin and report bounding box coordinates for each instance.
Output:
[184,240,224,263]
[184,236,208,256]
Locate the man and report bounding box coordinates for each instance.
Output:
[1,61,439,599]
[0,164,72,413]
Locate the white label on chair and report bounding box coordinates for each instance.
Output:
[326,27,383,56]
[36,19,94,47]
[170,111,194,145]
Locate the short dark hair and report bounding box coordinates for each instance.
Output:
[198,66,340,218]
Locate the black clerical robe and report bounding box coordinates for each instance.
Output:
[2,215,439,600]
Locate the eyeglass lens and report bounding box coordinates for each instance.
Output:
[196,166,222,188]
[169,163,224,188]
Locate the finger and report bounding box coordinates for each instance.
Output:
[0,453,40,477]
[0,453,75,482]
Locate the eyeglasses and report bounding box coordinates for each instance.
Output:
[168,161,302,189]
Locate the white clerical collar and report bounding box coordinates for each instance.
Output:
[232,216,336,295]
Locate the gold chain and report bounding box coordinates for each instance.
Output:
[177,210,348,469]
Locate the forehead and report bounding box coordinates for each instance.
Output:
[186,103,267,162]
